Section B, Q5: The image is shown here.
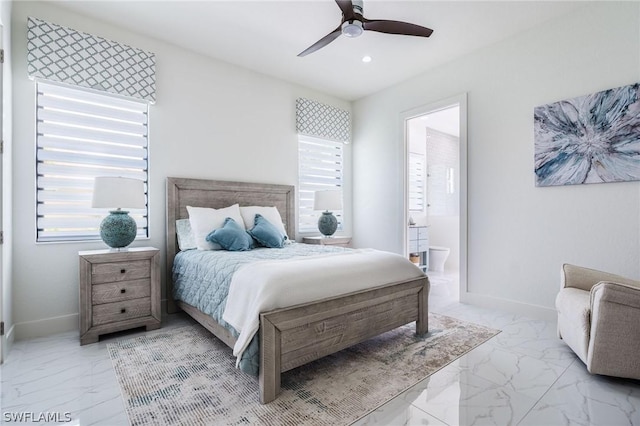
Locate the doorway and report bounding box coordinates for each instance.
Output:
[402,94,467,309]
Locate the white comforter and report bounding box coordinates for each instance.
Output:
[222,248,425,365]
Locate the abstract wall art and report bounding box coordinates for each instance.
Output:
[534,83,640,187]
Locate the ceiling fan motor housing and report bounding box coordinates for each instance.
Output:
[352,0,364,15]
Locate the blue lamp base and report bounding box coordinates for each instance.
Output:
[318,211,338,237]
[100,210,137,249]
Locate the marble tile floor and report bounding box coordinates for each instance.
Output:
[356,270,640,425]
[2,282,639,425]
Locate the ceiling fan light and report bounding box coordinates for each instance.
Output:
[342,20,364,38]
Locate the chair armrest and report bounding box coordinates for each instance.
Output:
[587,281,640,379]
[561,263,639,292]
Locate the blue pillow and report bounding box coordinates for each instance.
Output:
[206,217,253,251]
[248,214,286,248]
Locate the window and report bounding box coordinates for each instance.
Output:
[298,135,344,233]
[36,81,149,242]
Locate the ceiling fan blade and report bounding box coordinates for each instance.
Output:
[363,19,433,37]
[298,26,343,57]
[334,0,355,21]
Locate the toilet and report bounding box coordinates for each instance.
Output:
[428,246,450,272]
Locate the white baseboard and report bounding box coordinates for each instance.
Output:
[1,323,15,363]
[14,313,78,341]
[13,299,171,341]
[460,291,557,322]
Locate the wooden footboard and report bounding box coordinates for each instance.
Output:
[176,276,429,405]
[259,275,429,403]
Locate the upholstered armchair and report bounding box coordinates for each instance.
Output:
[556,264,640,380]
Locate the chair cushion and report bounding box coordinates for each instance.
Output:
[556,287,591,364]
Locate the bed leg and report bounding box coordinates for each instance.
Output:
[416,276,429,336]
[167,298,179,314]
[259,315,281,404]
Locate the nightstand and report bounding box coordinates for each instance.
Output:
[79,247,161,345]
[303,236,352,248]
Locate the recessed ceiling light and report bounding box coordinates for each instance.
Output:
[362,55,372,63]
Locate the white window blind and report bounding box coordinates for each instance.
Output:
[36,81,149,242]
[298,135,343,233]
[409,152,426,212]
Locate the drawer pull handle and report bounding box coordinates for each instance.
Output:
[120,269,126,274]
[120,289,126,294]
[120,308,126,314]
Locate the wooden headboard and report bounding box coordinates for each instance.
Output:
[165,177,295,313]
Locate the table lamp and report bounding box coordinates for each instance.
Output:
[92,177,145,249]
[313,190,342,237]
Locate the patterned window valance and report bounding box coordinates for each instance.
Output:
[27,17,156,103]
[296,98,350,143]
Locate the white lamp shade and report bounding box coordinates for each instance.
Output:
[92,177,145,209]
[313,190,342,211]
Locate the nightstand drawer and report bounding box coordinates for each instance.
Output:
[322,239,347,246]
[302,236,352,248]
[92,279,151,305]
[92,259,150,284]
[92,297,151,326]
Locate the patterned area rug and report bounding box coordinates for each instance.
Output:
[108,313,499,425]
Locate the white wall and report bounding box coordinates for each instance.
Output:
[1,0,13,359]
[11,1,351,339]
[353,2,640,318]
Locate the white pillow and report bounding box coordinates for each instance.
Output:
[187,204,244,250]
[240,206,288,238]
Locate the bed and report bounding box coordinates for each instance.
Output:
[166,177,430,403]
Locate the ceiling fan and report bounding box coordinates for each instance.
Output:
[298,0,434,57]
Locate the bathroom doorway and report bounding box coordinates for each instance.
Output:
[402,94,467,308]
